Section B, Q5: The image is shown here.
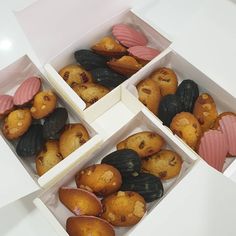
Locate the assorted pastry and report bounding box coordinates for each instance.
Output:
[58,23,160,108]
[59,131,183,235]
[1,77,90,176]
[136,67,236,172]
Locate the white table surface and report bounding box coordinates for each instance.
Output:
[1,0,236,235]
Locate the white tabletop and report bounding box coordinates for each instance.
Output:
[1,0,236,235]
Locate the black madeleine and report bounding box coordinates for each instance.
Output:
[16,124,44,157]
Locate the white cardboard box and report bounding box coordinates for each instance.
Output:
[123,48,236,173]
[0,55,102,208]
[8,0,236,235]
[15,0,171,123]
[34,109,198,236]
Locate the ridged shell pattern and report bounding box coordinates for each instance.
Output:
[198,129,228,171]
[128,46,160,61]
[219,115,236,156]
[13,77,41,105]
[112,24,148,48]
[0,95,14,114]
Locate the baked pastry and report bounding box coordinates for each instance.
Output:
[91,36,126,57]
[217,114,236,156]
[170,112,202,150]
[59,187,102,216]
[112,24,148,47]
[35,140,63,176]
[43,108,68,139]
[72,82,109,107]
[59,123,90,158]
[75,164,122,197]
[193,93,218,132]
[66,216,115,236]
[198,129,228,172]
[58,64,93,86]
[149,67,178,96]
[91,68,127,89]
[121,173,163,202]
[0,95,14,118]
[158,94,183,126]
[74,49,107,71]
[117,131,165,158]
[141,149,183,180]
[128,46,160,62]
[136,78,161,114]
[107,56,142,77]
[213,112,236,129]
[16,124,44,157]
[30,90,57,119]
[176,79,199,113]
[101,191,146,227]
[2,109,32,140]
[13,77,41,106]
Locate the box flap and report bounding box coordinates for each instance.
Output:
[0,136,39,208]
[128,160,236,236]
[15,0,134,64]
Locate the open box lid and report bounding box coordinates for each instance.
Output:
[14,0,138,65]
[132,0,236,94]
[0,135,39,208]
[128,159,236,236]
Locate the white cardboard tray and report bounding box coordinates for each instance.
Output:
[34,109,198,236]
[123,47,236,173]
[15,0,171,123]
[0,55,102,208]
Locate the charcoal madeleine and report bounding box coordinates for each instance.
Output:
[91,68,127,89]
[74,49,107,70]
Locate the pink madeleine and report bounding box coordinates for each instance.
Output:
[13,77,41,106]
[198,129,228,172]
[219,115,236,155]
[112,24,148,47]
[128,46,160,61]
[0,95,14,116]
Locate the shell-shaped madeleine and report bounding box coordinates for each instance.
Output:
[107,56,142,77]
[13,77,41,106]
[112,24,148,47]
[59,187,102,216]
[91,36,127,57]
[66,216,115,236]
[198,129,228,172]
[0,95,14,117]
[128,46,160,61]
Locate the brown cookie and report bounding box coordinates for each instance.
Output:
[72,82,110,107]
[136,78,161,114]
[75,164,122,197]
[149,67,178,96]
[170,112,202,150]
[59,123,90,158]
[59,64,93,86]
[117,131,165,158]
[101,191,146,227]
[2,109,32,140]
[35,140,63,176]
[141,149,183,180]
[193,93,218,132]
[30,90,57,119]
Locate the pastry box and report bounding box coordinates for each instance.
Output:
[0,55,101,208]
[123,47,236,174]
[15,0,171,123]
[34,109,198,236]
